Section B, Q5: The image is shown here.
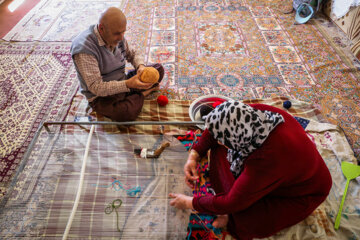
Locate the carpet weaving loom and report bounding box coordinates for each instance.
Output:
[0,98,359,239]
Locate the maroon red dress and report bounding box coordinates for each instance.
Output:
[192,104,332,240]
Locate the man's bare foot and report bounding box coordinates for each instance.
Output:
[212,214,229,228]
[142,86,160,97]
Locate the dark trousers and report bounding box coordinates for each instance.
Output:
[89,63,164,122]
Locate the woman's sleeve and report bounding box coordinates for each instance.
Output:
[191,129,218,157]
[193,152,283,215]
[192,104,289,214]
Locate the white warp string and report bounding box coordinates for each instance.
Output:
[62,124,95,240]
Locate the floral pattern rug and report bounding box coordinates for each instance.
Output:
[3,0,124,42]
[0,41,78,198]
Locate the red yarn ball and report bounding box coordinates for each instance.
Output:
[157,95,168,106]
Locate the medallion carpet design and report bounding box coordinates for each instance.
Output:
[122,0,360,157]
[0,41,78,198]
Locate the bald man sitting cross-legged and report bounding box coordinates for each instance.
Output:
[71,7,164,121]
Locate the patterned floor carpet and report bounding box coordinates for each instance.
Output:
[1,0,359,198]
[0,41,78,197]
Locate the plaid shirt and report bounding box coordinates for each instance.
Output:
[73,25,144,102]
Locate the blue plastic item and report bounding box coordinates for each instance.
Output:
[295,3,314,24]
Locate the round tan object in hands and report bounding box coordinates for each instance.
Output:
[140,67,160,83]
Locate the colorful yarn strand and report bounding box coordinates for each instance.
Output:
[105,199,122,232]
[111,179,142,197]
[187,213,222,240]
[92,178,142,197]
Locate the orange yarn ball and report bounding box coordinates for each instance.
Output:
[140,67,159,83]
[157,95,168,106]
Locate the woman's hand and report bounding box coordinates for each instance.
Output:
[184,150,200,188]
[212,215,229,228]
[169,193,193,210]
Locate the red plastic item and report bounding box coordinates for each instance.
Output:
[212,101,223,108]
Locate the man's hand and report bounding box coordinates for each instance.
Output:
[125,74,152,89]
[137,64,145,76]
[169,193,193,210]
[184,150,199,188]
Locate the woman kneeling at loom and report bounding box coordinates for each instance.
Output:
[169,100,332,239]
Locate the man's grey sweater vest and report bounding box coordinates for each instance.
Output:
[70,25,127,100]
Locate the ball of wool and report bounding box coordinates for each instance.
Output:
[157,95,168,106]
[140,67,160,83]
[283,100,292,109]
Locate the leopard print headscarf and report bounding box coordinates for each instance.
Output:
[204,100,284,178]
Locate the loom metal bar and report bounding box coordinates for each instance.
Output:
[43,121,204,133]
[44,124,50,132]
[44,120,204,126]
